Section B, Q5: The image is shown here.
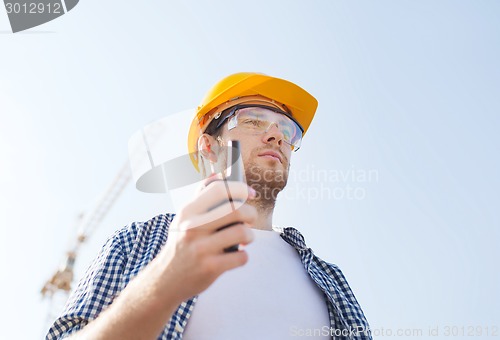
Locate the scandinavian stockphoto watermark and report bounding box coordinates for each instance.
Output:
[290,325,371,338]
[289,325,499,338]
[227,163,379,204]
[3,0,79,33]
[283,165,379,203]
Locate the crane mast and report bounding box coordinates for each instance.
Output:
[41,162,132,326]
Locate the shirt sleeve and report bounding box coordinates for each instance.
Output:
[45,232,127,339]
[316,258,372,339]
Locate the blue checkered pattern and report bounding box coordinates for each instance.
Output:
[46,213,371,339]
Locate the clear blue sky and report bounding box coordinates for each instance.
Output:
[1,1,499,339]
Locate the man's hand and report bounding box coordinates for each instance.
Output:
[68,177,256,340]
[148,175,257,304]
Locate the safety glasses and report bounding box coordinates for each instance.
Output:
[208,105,304,151]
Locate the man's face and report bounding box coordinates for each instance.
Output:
[217,112,293,203]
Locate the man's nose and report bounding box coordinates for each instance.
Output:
[262,122,284,146]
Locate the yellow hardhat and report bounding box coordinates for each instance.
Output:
[188,72,318,171]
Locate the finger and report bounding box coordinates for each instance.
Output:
[201,223,254,253]
[189,203,257,232]
[185,181,254,215]
[201,172,224,187]
[211,250,250,275]
[194,173,224,195]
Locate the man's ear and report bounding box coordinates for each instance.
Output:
[197,134,219,163]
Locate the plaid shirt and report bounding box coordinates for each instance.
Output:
[46,213,371,340]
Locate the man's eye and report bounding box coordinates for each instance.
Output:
[282,125,294,138]
[242,119,261,126]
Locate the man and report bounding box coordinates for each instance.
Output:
[47,72,371,339]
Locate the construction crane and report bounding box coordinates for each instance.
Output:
[41,161,132,327]
[40,110,193,332]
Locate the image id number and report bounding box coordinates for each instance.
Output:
[5,2,62,14]
[444,325,498,337]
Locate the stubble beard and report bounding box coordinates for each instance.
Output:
[244,160,289,212]
[212,143,290,212]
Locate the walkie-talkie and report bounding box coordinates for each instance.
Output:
[226,140,243,182]
[220,140,244,253]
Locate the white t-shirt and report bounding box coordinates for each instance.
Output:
[183,228,330,339]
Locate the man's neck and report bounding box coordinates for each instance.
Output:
[248,200,275,231]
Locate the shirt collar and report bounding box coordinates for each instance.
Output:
[273,226,308,250]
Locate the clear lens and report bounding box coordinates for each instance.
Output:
[229,107,302,151]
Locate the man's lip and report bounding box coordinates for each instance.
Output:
[258,151,283,163]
